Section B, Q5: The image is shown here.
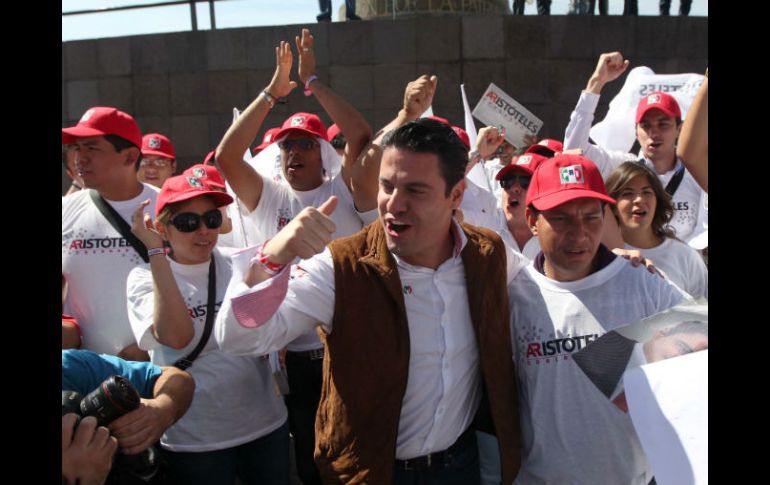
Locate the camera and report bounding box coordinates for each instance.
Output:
[62,375,165,484]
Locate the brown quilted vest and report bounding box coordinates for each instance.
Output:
[315,221,521,484]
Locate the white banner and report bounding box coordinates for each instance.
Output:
[472,82,542,150]
[590,67,705,153]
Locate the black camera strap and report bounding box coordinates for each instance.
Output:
[89,190,149,263]
[664,164,686,197]
[174,256,216,370]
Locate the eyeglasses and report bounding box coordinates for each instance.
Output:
[140,158,172,168]
[170,209,223,232]
[499,175,531,190]
[278,139,318,151]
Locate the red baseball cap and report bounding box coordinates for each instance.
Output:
[326,123,342,142]
[203,150,216,165]
[141,133,176,159]
[62,107,142,148]
[183,164,226,189]
[155,174,233,217]
[496,153,548,180]
[273,112,327,142]
[525,154,615,211]
[525,139,563,157]
[635,92,681,123]
[452,126,471,150]
[255,127,282,151]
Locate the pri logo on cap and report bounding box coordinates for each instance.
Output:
[80,109,95,122]
[192,167,207,178]
[517,155,532,166]
[148,137,161,149]
[186,176,204,188]
[647,94,661,105]
[290,116,305,127]
[560,165,584,185]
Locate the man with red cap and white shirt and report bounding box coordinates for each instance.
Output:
[508,154,689,484]
[62,106,158,361]
[563,51,706,247]
[137,133,177,188]
[215,29,376,485]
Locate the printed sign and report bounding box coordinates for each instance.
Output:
[472,82,542,150]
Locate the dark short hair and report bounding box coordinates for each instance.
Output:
[330,133,346,150]
[605,161,676,240]
[381,118,468,196]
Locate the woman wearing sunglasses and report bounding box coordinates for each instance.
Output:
[492,152,549,261]
[126,174,289,485]
[605,162,707,300]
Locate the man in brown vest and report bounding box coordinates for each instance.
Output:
[215,119,524,485]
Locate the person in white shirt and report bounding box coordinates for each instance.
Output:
[126,174,289,485]
[215,118,525,485]
[509,154,689,484]
[605,161,707,300]
[62,106,157,361]
[214,29,378,485]
[563,51,707,247]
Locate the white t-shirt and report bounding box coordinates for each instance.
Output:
[563,91,706,243]
[483,158,506,207]
[626,238,708,300]
[498,222,541,262]
[126,249,287,452]
[233,174,377,351]
[62,184,159,354]
[508,256,688,485]
[460,178,502,231]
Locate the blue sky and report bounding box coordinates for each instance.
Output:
[62,0,708,42]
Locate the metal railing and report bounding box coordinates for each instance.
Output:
[62,0,231,31]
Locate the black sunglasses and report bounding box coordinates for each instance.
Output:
[278,139,318,151]
[500,175,531,190]
[170,209,223,233]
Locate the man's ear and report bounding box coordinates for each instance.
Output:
[449,179,465,210]
[123,146,141,168]
[525,206,538,236]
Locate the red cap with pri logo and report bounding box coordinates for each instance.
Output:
[255,127,282,151]
[273,112,327,141]
[635,91,681,123]
[155,174,233,218]
[326,123,342,142]
[525,154,615,211]
[62,107,142,148]
[496,152,548,180]
[524,139,563,157]
[183,164,226,189]
[141,133,176,160]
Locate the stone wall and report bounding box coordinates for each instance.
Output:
[62,15,707,193]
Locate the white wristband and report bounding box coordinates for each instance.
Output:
[147,247,166,257]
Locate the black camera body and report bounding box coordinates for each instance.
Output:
[62,375,164,484]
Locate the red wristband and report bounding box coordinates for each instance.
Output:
[252,240,286,276]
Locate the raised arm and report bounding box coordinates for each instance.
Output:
[676,74,708,192]
[130,199,195,349]
[215,41,298,211]
[295,28,373,207]
[350,74,438,210]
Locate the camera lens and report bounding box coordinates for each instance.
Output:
[79,375,141,427]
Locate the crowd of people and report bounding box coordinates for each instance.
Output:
[62,24,707,485]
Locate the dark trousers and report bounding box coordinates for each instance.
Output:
[392,431,480,485]
[160,422,290,485]
[589,0,608,14]
[512,0,551,15]
[318,0,357,17]
[660,0,692,15]
[284,351,324,485]
[624,0,638,15]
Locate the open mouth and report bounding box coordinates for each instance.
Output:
[386,221,411,236]
[631,209,647,219]
[508,199,520,209]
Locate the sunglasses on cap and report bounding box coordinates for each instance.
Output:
[278,139,318,151]
[499,174,531,190]
[170,209,223,233]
